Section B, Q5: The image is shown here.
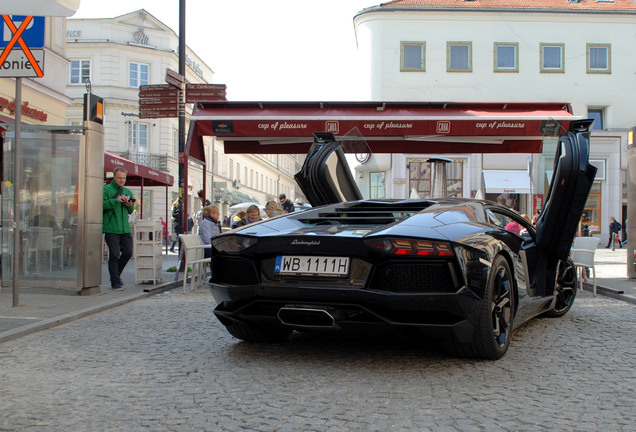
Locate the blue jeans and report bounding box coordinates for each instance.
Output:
[104,233,133,287]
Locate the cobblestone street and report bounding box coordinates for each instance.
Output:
[1,289,634,432]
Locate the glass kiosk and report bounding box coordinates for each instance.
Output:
[1,122,104,294]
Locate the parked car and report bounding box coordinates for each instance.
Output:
[208,121,597,359]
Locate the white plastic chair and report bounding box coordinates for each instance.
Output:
[29,227,64,271]
[570,237,601,296]
[177,234,212,293]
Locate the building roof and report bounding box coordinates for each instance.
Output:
[376,0,636,12]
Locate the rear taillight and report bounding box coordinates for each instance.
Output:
[364,238,454,257]
[213,236,258,253]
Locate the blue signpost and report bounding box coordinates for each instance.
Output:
[0,15,45,78]
[0,15,45,48]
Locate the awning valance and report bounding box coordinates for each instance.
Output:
[483,170,531,194]
[187,101,577,155]
[104,152,174,187]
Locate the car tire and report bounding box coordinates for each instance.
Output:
[448,255,515,360]
[226,321,293,343]
[543,259,577,318]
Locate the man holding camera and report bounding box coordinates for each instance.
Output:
[103,166,136,290]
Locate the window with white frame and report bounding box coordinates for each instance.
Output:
[129,62,149,87]
[494,43,518,72]
[370,172,386,199]
[540,43,564,73]
[70,59,91,84]
[400,42,425,71]
[128,122,149,153]
[587,44,610,73]
[447,42,472,72]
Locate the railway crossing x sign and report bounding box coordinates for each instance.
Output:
[0,15,45,78]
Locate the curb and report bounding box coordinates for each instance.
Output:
[0,280,182,344]
[581,282,636,306]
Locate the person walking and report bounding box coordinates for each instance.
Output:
[159,216,168,249]
[606,216,622,250]
[169,197,183,252]
[103,167,135,290]
[279,194,295,213]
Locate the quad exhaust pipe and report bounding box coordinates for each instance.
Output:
[277,306,337,329]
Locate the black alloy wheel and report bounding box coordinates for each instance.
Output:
[447,255,515,360]
[488,256,515,353]
[543,259,577,318]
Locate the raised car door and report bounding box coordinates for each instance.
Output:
[294,132,363,206]
[535,119,598,261]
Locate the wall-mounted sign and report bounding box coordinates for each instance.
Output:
[0,95,47,121]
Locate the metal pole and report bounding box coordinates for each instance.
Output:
[178,0,186,250]
[12,78,22,307]
[165,185,169,255]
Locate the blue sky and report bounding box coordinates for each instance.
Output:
[72,0,375,101]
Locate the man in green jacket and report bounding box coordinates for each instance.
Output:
[103,167,135,290]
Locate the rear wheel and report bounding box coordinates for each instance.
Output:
[543,259,577,318]
[448,255,515,360]
[225,320,293,343]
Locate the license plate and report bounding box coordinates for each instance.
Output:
[274,255,350,277]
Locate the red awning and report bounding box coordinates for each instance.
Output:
[104,152,174,187]
[187,101,577,154]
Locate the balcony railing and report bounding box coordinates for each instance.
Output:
[120,152,169,171]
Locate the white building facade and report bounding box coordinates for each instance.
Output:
[65,10,299,227]
[354,0,633,239]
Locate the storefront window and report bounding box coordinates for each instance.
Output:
[409,161,431,198]
[581,182,601,235]
[446,162,463,198]
[369,172,385,199]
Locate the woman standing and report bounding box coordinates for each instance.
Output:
[198,205,221,258]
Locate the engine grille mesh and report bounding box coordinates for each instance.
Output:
[368,262,456,293]
[212,257,259,285]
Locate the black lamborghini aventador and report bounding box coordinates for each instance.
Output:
[208,120,597,359]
